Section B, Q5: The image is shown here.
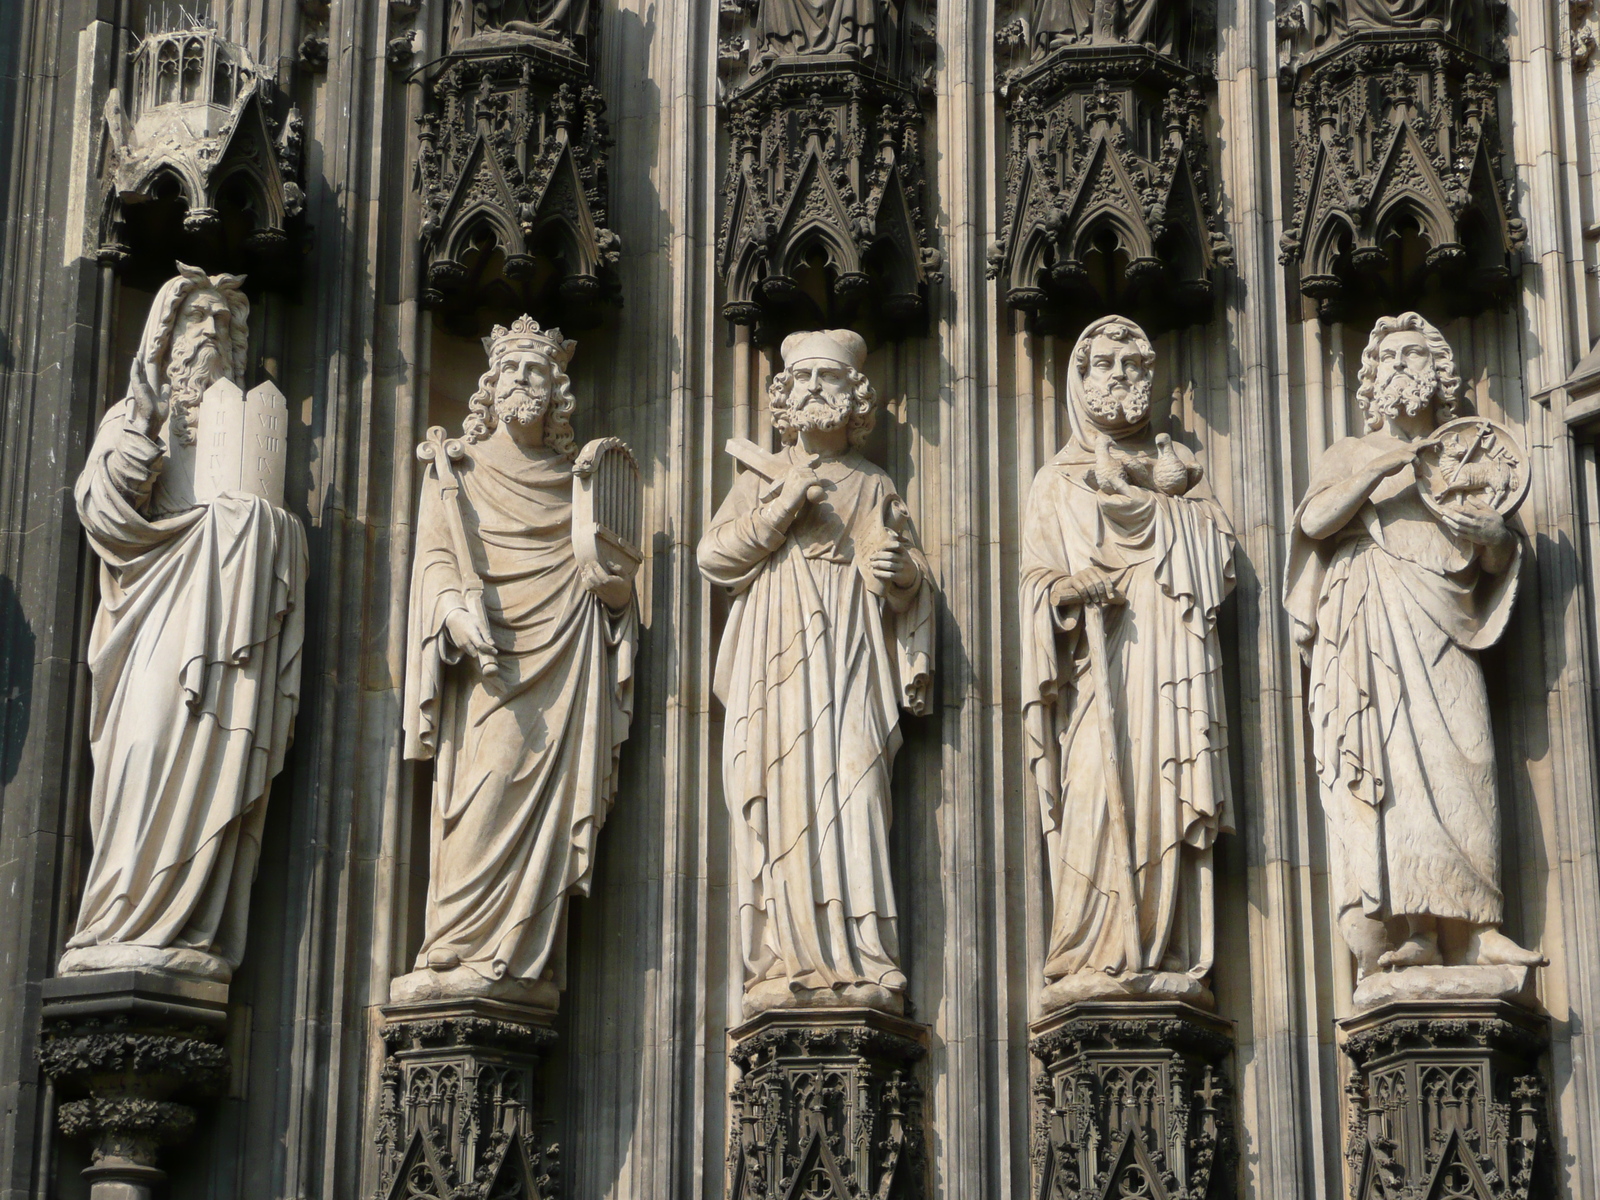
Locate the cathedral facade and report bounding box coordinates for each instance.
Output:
[2,1,1600,1198]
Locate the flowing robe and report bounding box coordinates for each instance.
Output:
[698,448,933,997]
[758,0,881,57]
[68,400,307,971]
[1284,435,1519,928]
[1033,0,1171,48]
[1021,439,1234,982]
[404,432,635,989]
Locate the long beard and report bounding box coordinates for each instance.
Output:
[1371,365,1438,423]
[495,386,549,426]
[165,338,229,446]
[1080,375,1152,428]
[780,393,854,435]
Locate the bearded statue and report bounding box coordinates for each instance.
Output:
[394,316,637,1009]
[64,264,308,983]
[697,329,934,1018]
[1020,316,1236,1011]
[1285,312,1543,1006]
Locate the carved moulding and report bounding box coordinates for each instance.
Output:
[37,971,231,1200]
[418,39,617,333]
[374,999,561,1200]
[718,58,940,346]
[1029,1002,1235,1200]
[100,25,305,286]
[1278,19,1525,320]
[1340,1001,1551,1200]
[727,1007,928,1200]
[990,42,1234,336]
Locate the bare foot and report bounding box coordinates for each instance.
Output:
[1378,931,1441,970]
[1462,926,1546,967]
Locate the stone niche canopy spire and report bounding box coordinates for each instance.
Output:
[419,2,618,333]
[990,2,1233,336]
[1277,0,1524,319]
[716,0,941,346]
[99,23,305,287]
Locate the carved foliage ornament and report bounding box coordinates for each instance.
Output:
[727,1014,927,1200]
[1341,1007,1551,1200]
[374,1013,560,1200]
[419,25,617,328]
[990,13,1232,335]
[1277,2,1524,318]
[1028,1006,1236,1200]
[718,1,939,344]
[100,25,304,278]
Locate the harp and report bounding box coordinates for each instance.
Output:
[572,437,643,578]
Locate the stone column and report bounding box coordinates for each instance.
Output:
[726,1007,927,1200]
[373,999,561,1200]
[1028,1001,1235,1200]
[1340,1001,1551,1200]
[37,971,231,1200]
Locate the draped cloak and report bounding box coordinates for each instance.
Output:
[403,431,635,989]
[68,400,308,971]
[758,0,881,57]
[698,448,933,997]
[1283,434,1520,927]
[1021,436,1235,983]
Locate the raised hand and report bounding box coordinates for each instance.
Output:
[127,370,164,436]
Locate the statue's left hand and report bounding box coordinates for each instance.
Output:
[869,534,919,590]
[579,560,634,610]
[1439,500,1509,550]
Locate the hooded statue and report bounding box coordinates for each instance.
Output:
[64,264,307,983]
[698,329,934,1018]
[1020,315,1235,1011]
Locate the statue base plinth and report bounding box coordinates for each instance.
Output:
[1340,1000,1551,1200]
[39,971,231,1200]
[375,997,561,1200]
[1028,1000,1236,1200]
[1352,964,1538,1013]
[728,1006,927,1200]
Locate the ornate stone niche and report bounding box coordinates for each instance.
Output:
[726,1008,927,1200]
[990,7,1232,336]
[100,24,305,286]
[1028,1002,1235,1200]
[38,971,231,1200]
[1340,1001,1551,1200]
[716,1,939,346]
[1277,1,1524,320]
[418,10,617,334]
[374,999,561,1200]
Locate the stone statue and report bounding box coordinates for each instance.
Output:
[1285,312,1543,1004]
[449,0,590,47]
[756,0,888,61]
[698,329,933,1018]
[1031,0,1182,54]
[392,317,637,1010]
[63,264,308,984]
[1281,0,1492,51]
[1020,316,1235,1012]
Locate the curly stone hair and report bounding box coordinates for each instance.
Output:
[1356,312,1461,431]
[1069,318,1155,378]
[462,353,579,457]
[768,365,878,449]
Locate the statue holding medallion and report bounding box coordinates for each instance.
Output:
[1285,311,1543,1007]
[393,315,639,1010]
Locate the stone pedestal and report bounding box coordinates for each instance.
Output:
[727,1007,927,1200]
[374,997,561,1200]
[38,970,231,1200]
[1340,1000,1551,1200]
[1028,1001,1236,1200]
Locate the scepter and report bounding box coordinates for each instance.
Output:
[1058,581,1143,973]
[417,425,499,678]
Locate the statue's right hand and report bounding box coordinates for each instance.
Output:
[444,607,496,658]
[126,372,164,436]
[1050,566,1123,608]
[1367,445,1417,479]
[774,465,825,519]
